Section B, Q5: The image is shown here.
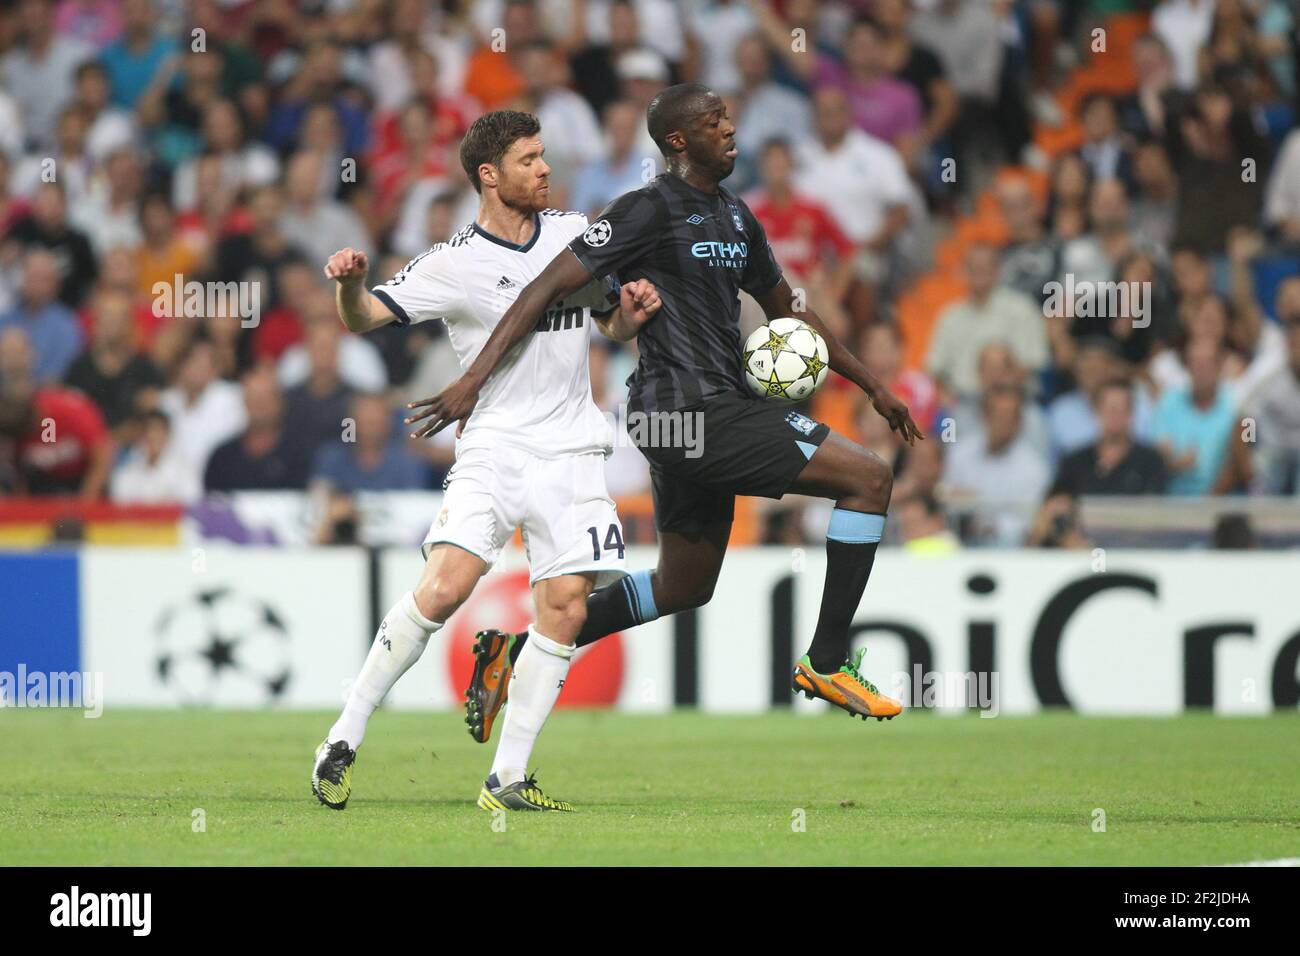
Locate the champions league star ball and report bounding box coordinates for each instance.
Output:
[742,317,830,403]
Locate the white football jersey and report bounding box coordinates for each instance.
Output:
[372,209,617,459]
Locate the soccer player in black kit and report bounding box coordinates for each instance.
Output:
[407,84,924,741]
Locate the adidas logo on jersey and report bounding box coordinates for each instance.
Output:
[496,276,517,290]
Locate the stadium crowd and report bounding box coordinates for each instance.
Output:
[0,0,1298,549]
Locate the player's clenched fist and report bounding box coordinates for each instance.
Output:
[324,248,369,285]
[620,278,661,328]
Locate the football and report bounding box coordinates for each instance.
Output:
[741,317,830,403]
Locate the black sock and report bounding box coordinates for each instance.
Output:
[805,511,885,673]
[507,570,660,665]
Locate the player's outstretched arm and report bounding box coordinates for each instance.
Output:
[593,279,662,342]
[323,248,397,333]
[753,277,924,444]
[405,248,595,439]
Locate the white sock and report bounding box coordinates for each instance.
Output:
[490,626,573,785]
[328,591,441,750]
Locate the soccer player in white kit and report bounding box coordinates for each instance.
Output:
[312,111,661,812]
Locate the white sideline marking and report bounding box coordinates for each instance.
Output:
[1216,858,1300,867]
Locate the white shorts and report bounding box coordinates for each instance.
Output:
[423,446,627,587]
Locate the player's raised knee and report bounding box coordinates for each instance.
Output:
[861,453,893,502]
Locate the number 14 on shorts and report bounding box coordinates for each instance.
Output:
[587,524,626,561]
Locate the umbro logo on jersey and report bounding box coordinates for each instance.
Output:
[686,214,707,225]
[496,275,516,290]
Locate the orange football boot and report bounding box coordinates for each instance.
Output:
[464,630,517,743]
[792,647,903,720]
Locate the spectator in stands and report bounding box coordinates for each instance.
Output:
[278,290,387,395]
[1153,339,1238,495]
[912,0,1018,171]
[1264,125,1300,245]
[796,86,915,290]
[892,423,945,503]
[1048,337,1154,458]
[1233,315,1300,494]
[997,172,1059,305]
[209,184,307,312]
[896,493,959,555]
[730,35,814,190]
[265,39,368,156]
[0,325,109,497]
[135,46,224,169]
[63,287,163,437]
[171,98,280,215]
[1166,82,1270,254]
[0,0,92,151]
[11,102,94,206]
[157,337,245,476]
[204,365,311,492]
[99,0,176,111]
[942,384,1050,545]
[0,249,83,385]
[283,321,356,461]
[1047,151,1092,241]
[874,0,958,168]
[571,99,653,217]
[747,138,855,310]
[310,392,430,493]
[926,244,1049,406]
[1169,243,1215,316]
[6,181,98,307]
[463,0,536,111]
[686,0,757,97]
[1059,179,1139,288]
[55,0,123,50]
[860,321,938,437]
[1118,33,1177,138]
[109,408,201,504]
[515,39,605,177]
[365,0,439,114]
[1131,140,1179,249]
[73,60,135,162]
[135,192,203,306]
[1051,379,1167,496]
[1224,230,1290,396]
[614,48,673,161]
[73,146,145,257]
[569,0,652,120]
[280,151,374,275]
[1152,0,1216,90]
[1078,95,1135,193]
[955,342,1049,454]
[1026,492,1092,549]
[810,15,922,157]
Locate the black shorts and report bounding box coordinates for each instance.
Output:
[629,391,830,534]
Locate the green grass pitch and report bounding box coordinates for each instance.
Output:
[3,709,1298,866]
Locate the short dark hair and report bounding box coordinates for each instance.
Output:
[759,136,793,159]
[138,408,171,431]
[646,83,715,156]
[1092,377,1133,409]
[847,14,886,38]
[459,110,541,194]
